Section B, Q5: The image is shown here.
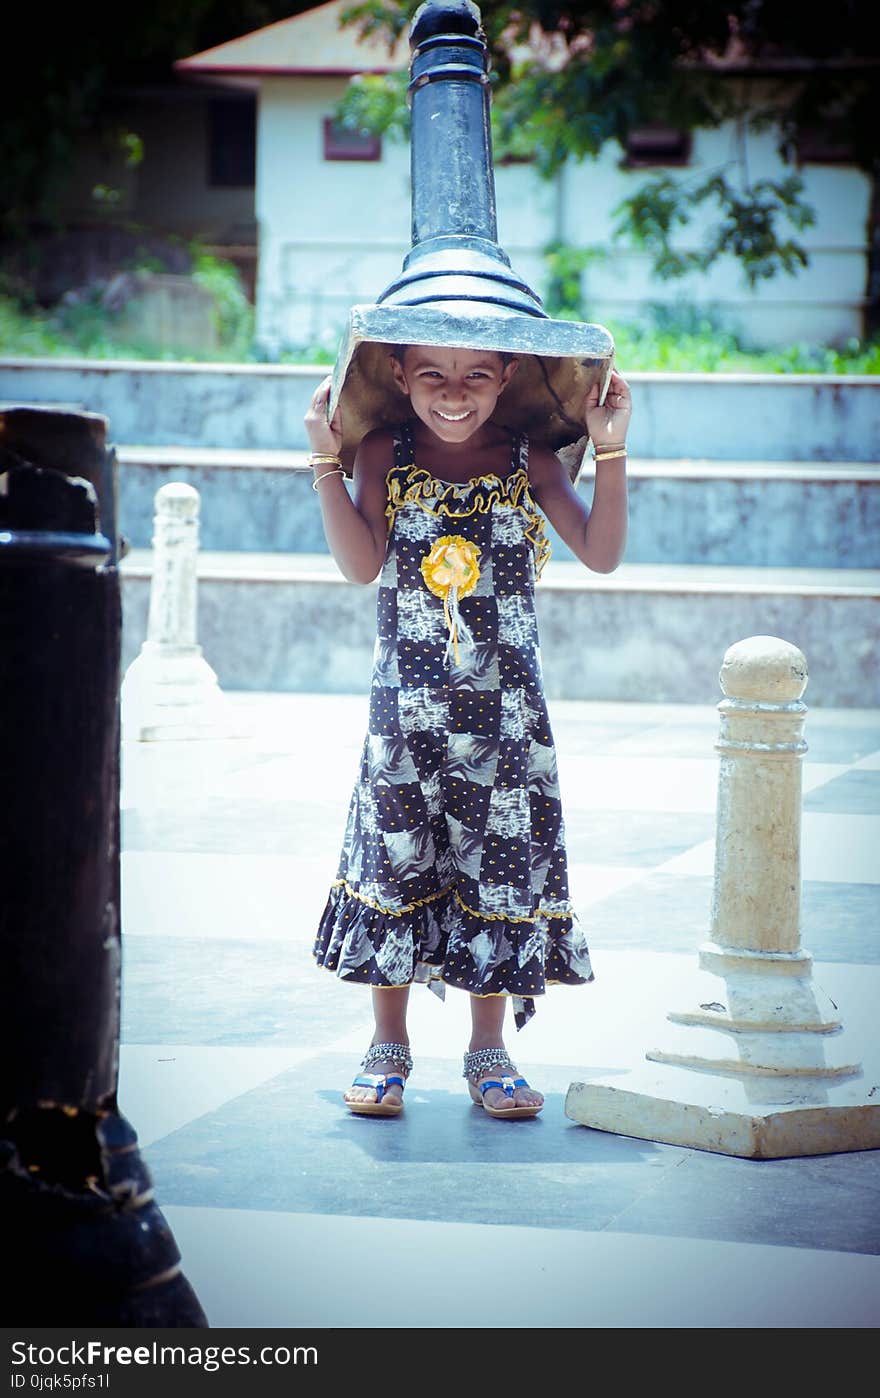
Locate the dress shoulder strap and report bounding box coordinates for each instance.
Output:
[516,432,530,476]
[392,419,415,470]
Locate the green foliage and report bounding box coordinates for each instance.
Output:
[340,1,410,47]
[191,250,255,357]
[0,246,256,362]
[3,3,316,235]
[276,343,338,365]
[3,285,878,373]
[337,72,411,141]
[335,1,878,298]
[610,304,880,373]
[613,171,817,287]
[542,241,607,319]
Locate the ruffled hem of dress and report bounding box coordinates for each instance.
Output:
[312,880,593,1030]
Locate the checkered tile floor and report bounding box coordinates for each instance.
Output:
[118,693,880,1328]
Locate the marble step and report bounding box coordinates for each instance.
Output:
[3,360,877,460]
[119,550,880,707]
[113,446,880,569]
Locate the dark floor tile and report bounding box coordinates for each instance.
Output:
[564,810,716,867]
[799,725,880,765]
[121,937,370,1045]
[141,1053,688,1231]
[583,875,880,963]
[803,770,880,815]
[140,1053,880,1256]
[606,1143,880,1256]
[582,874,712,951]
[801,882,880,962]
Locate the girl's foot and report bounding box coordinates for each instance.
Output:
[463,1047,544,1117]
[344,1041,412,1114]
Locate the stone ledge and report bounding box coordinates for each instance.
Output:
[112,457,880,568]
[115,444,880,482]
[120,549,880,598]
[119,556,879,704]
[3,361,878,459]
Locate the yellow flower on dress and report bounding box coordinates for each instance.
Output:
[420,535,481,663]
[421,535,481,600]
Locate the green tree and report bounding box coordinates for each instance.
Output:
[337,1,879,314]
[1,3,314,238]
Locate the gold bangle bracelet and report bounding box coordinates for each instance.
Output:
[312,467,346,490]
[594,448,627,462]
[310,454,342,466]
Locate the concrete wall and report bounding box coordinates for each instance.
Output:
[47,90,255,242]
[2,358,876,460]
[256,77,411,353]
[561,127,871,349]
[118,562,879,707]
[254,77,872,353]
[107,458,879,568]
[36,74,872,353]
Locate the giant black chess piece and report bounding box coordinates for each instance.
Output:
[329,0,614,480]
[0,406,208,1326]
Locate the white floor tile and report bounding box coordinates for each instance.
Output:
[557,756,845,814]
[121,853,329,939]
[802,813,880,884]
[117,1044,317,1148]
[163,1205,880,1329]
[656,811,880,884]
[568,862,652,906]
[558,755,718,812]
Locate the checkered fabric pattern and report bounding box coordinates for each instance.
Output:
[313,422,593,1027]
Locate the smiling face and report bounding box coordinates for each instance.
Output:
[390,345,517,445]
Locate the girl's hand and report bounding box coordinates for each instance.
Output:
[305,375,343,455]
[584,367,632,449]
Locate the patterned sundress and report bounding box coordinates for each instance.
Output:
[312,420,593,1028]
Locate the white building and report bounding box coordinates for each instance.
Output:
[177,0,871,353]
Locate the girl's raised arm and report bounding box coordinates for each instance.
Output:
[528,368,631,575]
[306,377,391,584]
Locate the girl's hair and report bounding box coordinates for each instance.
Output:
[389,343,513,367]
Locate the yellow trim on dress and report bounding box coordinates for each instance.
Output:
[332,877,573,925]
[332,877,452,917]
[452,888,573,925]
[384,464,552,578]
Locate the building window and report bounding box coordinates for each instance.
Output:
[323,117,381,162]
[795,123,854,165]
[208,97,256,188]
[622,126,692,168]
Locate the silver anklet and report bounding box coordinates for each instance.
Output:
[362,1042,413,1078]
[463,1047,515,1083]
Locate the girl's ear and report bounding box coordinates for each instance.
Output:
[390,355,410,395]
[498,357,519,393]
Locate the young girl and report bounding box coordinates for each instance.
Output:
[305,343,631,1119]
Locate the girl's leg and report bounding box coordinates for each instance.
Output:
[468,994,543,1111]
[344,985,411,1107]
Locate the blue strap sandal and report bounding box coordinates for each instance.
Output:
[463,1048,543,1119]
[345,1042,412,1117]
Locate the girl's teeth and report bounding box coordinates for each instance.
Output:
[437,411,470,421]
